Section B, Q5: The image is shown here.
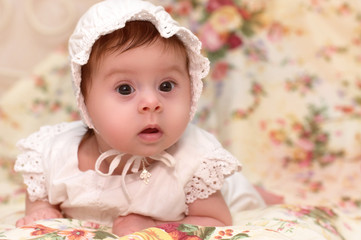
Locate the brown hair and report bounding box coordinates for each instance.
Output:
[80,20,189,139]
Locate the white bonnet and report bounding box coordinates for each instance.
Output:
[68,0,210,129]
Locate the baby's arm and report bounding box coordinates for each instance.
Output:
[112,191,231,236]
[180,190,232,226]
[16,193,63,227]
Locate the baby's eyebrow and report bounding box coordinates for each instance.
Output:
[159,62,188,74]
[162,65,186,74]
[102,68,134,79]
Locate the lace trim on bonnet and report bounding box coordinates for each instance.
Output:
[14,123,70,201]
[185,147,241,204]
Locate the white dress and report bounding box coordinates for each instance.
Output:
[14,121,245,226]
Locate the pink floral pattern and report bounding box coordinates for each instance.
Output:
[0,219,117,240]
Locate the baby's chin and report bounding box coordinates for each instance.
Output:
[129,140,178,157]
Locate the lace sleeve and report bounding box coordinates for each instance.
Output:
[15,150,47,201]
[184,147,242,204]
[14,124,67,202]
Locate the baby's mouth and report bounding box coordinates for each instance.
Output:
[141,128,160,134]
[138,125,163,142]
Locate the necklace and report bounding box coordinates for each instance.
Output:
[139,158,151,184]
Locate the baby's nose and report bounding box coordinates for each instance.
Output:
[138,94,163,113]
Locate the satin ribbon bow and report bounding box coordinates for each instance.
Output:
[95,149,175,202]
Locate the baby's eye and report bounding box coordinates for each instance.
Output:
[159,81,175,92]
[116,84,134,95]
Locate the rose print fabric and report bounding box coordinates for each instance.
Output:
[0,0,360,239]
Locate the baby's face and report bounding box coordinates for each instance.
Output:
[85,39,191,156]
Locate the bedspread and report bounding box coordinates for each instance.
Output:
[0,205,358,240]
[0,0,360,239]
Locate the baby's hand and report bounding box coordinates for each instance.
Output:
[16,208,63,227]
[112,214,157,236]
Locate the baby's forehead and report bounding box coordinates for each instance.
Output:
[91,38,189,76]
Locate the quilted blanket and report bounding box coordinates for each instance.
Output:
[0,0,360,239]
[0,205,358,240]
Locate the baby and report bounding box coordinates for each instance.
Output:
[15,0,265,236]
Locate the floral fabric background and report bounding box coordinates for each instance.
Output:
[0,0,360,239]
